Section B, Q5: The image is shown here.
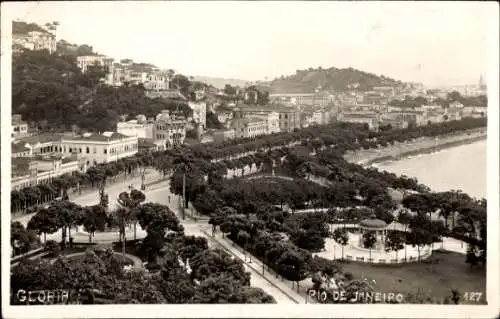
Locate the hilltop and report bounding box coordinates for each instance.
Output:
[13,20,51,35]
[267,67,403,93]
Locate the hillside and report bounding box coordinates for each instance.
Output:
[12,50,192,132]
[12,21,51,35]
[267,67,403,93]
[193,75,250,89]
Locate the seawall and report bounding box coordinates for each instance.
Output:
[344,128,486,166]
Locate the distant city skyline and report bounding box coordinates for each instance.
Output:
[4,1,495,87]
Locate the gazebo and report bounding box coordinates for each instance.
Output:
[358,215,388,251]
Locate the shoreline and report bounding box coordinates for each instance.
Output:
[344,128,487,167]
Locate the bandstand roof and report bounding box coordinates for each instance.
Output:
[359,218,387,229]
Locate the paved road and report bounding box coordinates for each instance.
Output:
[13,170,164,243]
[150,186,298,304]
[13,175,297,304]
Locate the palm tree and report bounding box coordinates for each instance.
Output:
[172,152,198,219]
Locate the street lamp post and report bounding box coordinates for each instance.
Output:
[182,172,186,220]
[140,167,146,190]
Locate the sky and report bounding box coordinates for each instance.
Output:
[3,1,497,87]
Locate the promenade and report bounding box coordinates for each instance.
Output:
[344,128,486,166]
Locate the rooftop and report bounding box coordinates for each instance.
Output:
[15,133,62,145]
[240,105,299,113]
[62,132,132,142]
[359,217,387,229]
[343,113,379,119]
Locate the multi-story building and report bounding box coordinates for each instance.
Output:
[154,111,187,150]
[463,106,487,118]
[269,92,333,106]
[444,108,463,121]
[11,154,86,190]
[116,118,155,139]
[244,111,280,134]
[372,86,396,98]
[338,112,380,131]
[387,110,427,127]
[232,116,268,139]
[12,114,29,139]
[188,101,207,129]
[12,31,56,54]
[76,55,114,73]
[11,133,62,158]
[59,132,138,166]
[236,105,301,133]
[144,72,168,90]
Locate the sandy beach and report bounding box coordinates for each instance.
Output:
[344,127,487,166]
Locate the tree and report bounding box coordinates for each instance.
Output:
[385,231,404,261]
[362,231,377,262]
[276,248,311,293]
[192,273,239,303]
[135,203,183,236]
[190,249,251,286]
[11,222,40,256]
[332,228,349,260]
[237,230,251,262]
[223,84,236,96]
[82,205,107,243]
[27,208,60,243]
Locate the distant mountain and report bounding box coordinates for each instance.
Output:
[193,76,250,89]
[267,67,403,93]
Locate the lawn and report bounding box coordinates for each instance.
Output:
[337,250,486,304]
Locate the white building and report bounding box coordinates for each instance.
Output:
[12,114,29,139]
[154,111,187,150]
[245,111,280,134]
[11,133,62,158]
[60,132,138,166]
[76,55,114,73]
[11,155,85,190]
[449,101,464,109]
[188,101,207,129]
[144,72,168,90]
[232,117,268,138]
[117,119,154,139]
[12,31,56,54]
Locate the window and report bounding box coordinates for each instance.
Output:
[79,148,82,153]
[93,147,96,154]
[86,147,90,154]
[104,149,107,154]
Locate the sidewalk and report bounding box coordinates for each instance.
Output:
[204,228,309,304]
[13,169,164,226]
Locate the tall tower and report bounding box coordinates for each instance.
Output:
[478,75,486,90]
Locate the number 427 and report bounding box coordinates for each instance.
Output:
[464,292,482,302]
